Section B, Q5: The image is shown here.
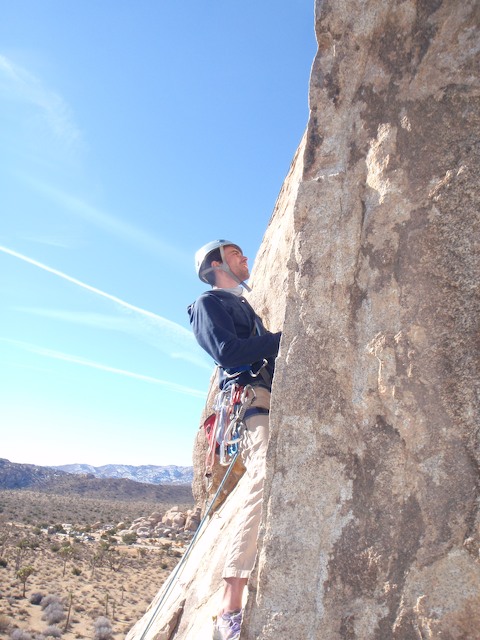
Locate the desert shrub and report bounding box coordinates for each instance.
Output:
[18,538,39,550]
[50,543,61,553]
[10,631,32,640]
[0,614,11,632]
[93,617,113,640]
[0,557,8,567]
[72,567,82,576]
[121,532,137,545]
[30,593,44,605]
[43,627,62,638]
[40,595,61,610]
[53,525,66,534]
[42,604,65,625]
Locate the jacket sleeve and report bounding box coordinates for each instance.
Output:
[190,294,281,369]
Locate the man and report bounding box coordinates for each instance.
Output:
[188,240,281,640]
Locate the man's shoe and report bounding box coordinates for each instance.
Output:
[212,609,242,640]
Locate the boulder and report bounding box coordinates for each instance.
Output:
[184,507,202,532]
[172,514,186,529]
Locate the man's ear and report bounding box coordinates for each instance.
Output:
[211,260,222,268]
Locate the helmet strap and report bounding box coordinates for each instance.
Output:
[213,245,252,292]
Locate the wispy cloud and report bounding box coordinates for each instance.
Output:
[0,245,211,370]
[3,339,207,399]
[21,178,188,261]
[0,56,184,260]
[22,235,72,249]
[0,54,81,147]
[14,308,135,332]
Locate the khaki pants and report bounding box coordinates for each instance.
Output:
[222,387,270,579]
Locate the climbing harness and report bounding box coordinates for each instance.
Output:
[223,358,268,381]
[204,384,256,480]
[223,357,271,388]
[137,448,241,640]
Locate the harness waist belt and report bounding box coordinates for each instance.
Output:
[244,407,269,420]
[224,364,251,375]
[223,358,269,381]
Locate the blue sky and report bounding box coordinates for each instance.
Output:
[0,2,316,467]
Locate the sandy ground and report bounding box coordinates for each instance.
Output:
[0,522,186,639]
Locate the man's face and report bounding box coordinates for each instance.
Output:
[223,245,250,281]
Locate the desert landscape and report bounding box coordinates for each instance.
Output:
[0,487,195,639]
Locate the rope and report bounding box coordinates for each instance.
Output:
[137,450,241,640]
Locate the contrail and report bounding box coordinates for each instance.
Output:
[0,244,190,337]
[1,244,211,370]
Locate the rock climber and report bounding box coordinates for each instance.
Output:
[188,240,281,640]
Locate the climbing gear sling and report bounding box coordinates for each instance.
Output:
[203,384,256,478]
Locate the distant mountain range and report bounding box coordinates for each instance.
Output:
[0,458,67,490]
[0,458,193,503]
[51,463,193,485]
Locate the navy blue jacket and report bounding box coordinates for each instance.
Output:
[188,289,281,389]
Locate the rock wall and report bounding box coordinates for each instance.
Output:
[127,1,479,638]
[245,0,480,638]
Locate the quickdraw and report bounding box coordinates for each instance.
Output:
[203,384,256,477]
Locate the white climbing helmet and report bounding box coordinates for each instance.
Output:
[194,239,251,290]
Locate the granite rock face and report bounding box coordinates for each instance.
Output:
[127,1,479,638]
[245,1,480,638]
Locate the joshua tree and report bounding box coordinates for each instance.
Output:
[14,538,31,571]
[64,592,73,632]
[59,545,74,577]
[0,525,12,558]
[17,565,35,597]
